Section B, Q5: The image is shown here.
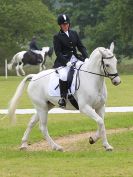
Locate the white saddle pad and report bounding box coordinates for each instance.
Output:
[48,61,83,97]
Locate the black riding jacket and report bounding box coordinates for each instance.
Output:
[53,29,88,68]
[29,40,39,50]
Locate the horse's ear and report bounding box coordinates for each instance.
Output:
[110,42,114,52]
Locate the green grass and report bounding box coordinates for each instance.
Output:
[117,58,133,74]
[0,75,133,177]
[0,113,133,177]
[0,76,32,109]
[105,75,133,106]
[0,75,133,109]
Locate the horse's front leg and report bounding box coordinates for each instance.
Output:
[42,64,46,70]
[79,104,113,151]
[39,63,46,71]
[39,63,43,71]
[20,113,39,150]
[89,106,105,142]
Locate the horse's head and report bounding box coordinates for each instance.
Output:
[47,47,53,58]
[98,42,121,86]
[42,47,53,59]
[41,47,50,53]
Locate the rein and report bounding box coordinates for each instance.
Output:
[74,54,119,90]
[75,56,119,79]
[32,52,119,85]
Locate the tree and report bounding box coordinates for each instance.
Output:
[85,0,133,57]
[57,0,109,37]
[0,0,58,65]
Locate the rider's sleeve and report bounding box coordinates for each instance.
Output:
[53,35,69,66]
[75,31,89,59]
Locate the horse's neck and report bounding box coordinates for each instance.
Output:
[81,54,104,89]
[84,53,102,75]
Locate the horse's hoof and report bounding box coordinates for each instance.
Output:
[19,146,28,151]
[106,148,113,151]
[19,142,28,150]
[53,145,63,152]
[103,144,113,151]
[89,137,95,144]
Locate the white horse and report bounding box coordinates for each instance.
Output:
[8,42,121,151]
[7,47,53,76]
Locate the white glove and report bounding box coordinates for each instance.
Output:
[85,58,89,62]
[66,61,73,67]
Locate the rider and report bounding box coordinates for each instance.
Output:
[29,36,41,55]
[53,14,89,108]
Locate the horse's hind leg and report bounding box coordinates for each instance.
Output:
[19,63,25,76]
[20,113,39,150]
[16,64,21,76]
[37,107,63,151]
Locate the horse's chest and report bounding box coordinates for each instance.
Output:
[93,92,106,108]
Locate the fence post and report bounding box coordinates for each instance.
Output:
[5,59,8,79]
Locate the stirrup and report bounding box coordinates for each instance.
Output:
[58,98,66,108]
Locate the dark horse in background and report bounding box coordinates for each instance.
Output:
[8,47,53,76]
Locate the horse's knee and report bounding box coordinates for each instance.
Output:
[97,118,104,126]
[39,124,46,133]
[28,121,36,129]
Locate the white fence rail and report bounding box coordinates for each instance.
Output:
[0,107,133,114]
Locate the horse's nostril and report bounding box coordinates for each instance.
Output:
[113,80,121,86]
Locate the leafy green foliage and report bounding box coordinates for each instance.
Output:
[0,0,58,65]
[57,0,133,58]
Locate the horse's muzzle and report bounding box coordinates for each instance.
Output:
[111,76,121,86]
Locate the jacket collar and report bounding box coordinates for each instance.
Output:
[59,29,70,34]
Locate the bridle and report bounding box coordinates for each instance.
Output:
[74,51,119,90]
[101,55,119,80]
[75,50,119,80]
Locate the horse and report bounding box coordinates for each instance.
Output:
[7,47,53,76]
[8,42,121,151]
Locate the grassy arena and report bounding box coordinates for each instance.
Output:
[0,75,133,177]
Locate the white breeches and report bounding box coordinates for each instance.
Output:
[57,55,78,81]
[31,50,42,55]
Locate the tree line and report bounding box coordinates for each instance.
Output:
[0,0,58,66]
[0,0,133,68]
[45,0,133,59]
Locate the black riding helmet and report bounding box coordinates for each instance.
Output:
[57,14,70,25]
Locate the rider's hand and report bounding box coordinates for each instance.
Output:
[66,61,73,67]
[85,58,89,62]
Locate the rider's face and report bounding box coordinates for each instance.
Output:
[60,23,69,32]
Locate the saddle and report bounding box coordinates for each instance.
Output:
[48,61,83,109]
[22,51,43,65]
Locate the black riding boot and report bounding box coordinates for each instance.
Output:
[58,79,68,108]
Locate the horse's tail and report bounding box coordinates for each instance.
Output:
[7,54,17,70]
[8,74,35,123]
